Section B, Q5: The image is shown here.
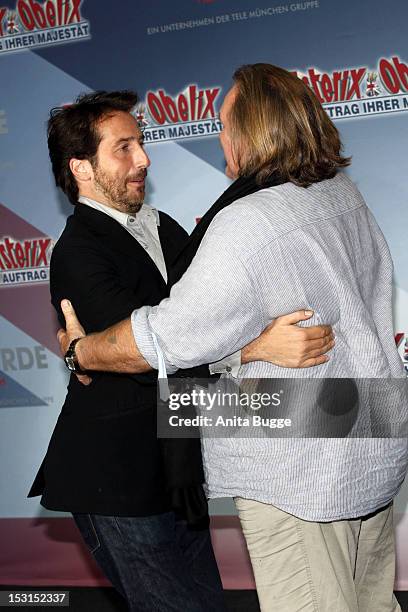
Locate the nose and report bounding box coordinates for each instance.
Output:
[133,144,151,169]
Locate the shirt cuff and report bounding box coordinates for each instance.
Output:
[131,306,179,375]
[209,349,242,378]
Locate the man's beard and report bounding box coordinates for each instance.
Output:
[93,166,147,214]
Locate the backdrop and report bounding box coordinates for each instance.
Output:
[1,0,408,588]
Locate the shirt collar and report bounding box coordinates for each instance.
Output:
[78,196,160,227]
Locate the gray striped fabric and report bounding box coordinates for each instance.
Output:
[132,172,408,520]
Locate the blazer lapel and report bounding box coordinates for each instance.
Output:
[74,204,167,289]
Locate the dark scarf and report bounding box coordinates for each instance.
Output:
[162,172,284,528]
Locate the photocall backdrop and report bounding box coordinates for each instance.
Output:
[1,0,408,588]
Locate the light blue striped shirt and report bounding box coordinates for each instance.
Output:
[131,173,408,520]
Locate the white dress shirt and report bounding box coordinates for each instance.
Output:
[79,196,168,283]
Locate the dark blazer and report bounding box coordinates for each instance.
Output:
[29,204,188,516]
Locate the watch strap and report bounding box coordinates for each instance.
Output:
[64,337,85,374]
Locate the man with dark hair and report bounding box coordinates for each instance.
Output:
[29,89,333,611]
[29,90,228,612]
[47,91,141,206]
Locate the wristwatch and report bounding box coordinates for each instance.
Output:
[64,337,85,374]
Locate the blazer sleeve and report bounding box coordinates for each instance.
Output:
[51,243,161,384]
[50,245,146,334]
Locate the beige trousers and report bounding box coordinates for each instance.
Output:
[235,498,400,612]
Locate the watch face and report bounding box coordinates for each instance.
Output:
[65,356,76,371]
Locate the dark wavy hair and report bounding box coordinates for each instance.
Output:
[47,90,138,204]
[229,64,350,187]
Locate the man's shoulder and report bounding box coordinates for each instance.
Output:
[156,208,188,240]
[214,174,365,231]
[202,173,367,262]
[53,214,86,246]
[51,211,106,263]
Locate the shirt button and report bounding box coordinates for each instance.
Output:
[226,366,232,373]
[128,217,135,224]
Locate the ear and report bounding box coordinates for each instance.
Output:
[69,158,93,183]
[225,163,238,180]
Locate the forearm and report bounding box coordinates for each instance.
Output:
[76,317,152,373]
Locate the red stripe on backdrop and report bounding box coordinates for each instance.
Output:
[0,516,256,589]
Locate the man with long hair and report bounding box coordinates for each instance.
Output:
[57,65,407,611]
